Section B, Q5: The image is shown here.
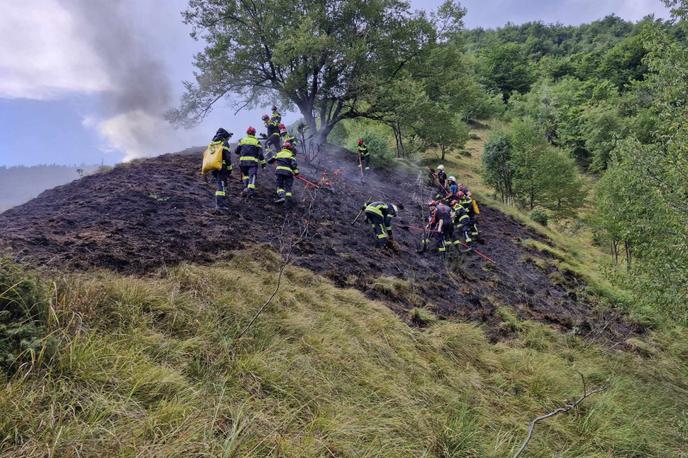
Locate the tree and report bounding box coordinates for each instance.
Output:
[415,109,469,161]
[507,118,585,212]
[170,0,463,146]
[477,42,534,100]
[482,132,514,203]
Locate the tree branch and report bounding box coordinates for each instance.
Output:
[513,374,607,458]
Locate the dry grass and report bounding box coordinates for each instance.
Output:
[1,248,687,456]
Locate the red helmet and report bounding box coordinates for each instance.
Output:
[247,126,256,135]
[428,200,438,207]
[457,191,465,198]
[279,123,286,130]
[261,114,269,121]
[357,138,363,145]
[283,142,293,150]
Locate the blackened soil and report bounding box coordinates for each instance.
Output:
[0,145,641,342]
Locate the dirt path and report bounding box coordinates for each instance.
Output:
[0,145,640,341]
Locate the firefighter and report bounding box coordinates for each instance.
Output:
[458,191,480,237]
[279,124,297,146]
[426,200,453,254]
[270,105,281,125]
[451,199,473,248]
[262,113,281,153]
[234,126,265,197]
[357,139,370,174]
[268,141,299,205]
[436,165,447,189]
[363,201,398,249]
[208,128,233,209]
[447,176,459,196]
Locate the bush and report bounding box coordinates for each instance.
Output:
[0,260,50,372]
[348,125,395,167]
[530,207,549,226]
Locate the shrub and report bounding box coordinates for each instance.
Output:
[530,207,549,226]
[0,260,50,372]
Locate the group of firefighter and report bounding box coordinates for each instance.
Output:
[206,106,304,208]
[362,164,481,255]
[204,106,478,254]
[206,106,371,209]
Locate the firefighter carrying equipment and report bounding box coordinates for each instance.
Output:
[268,147,299,203]
[459,194,480,236]
[234,134,266,196]
[202,127,232,175]
[363,201,398,248]
[204,128,233,208]
[202,142,223,174]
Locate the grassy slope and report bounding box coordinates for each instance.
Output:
[1,247,687,457]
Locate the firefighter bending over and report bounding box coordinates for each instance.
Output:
[363,201,398,249]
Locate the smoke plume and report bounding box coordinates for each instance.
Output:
[59,0,185,160]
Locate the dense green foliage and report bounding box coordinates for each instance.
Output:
[482,120,583,214]
[471,4,688,322]
[0,260,50,372]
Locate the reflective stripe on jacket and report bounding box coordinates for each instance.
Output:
[235,135,265,165]
[269,149,299,175]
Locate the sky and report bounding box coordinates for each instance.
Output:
[0,0,671,167]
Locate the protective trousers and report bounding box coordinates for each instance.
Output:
[212,169,229,208]
[275,174,294,202]
[365,212,389,247]
[431,224,454,253]
[453,219,472,247]
[267,134,281,153]
[240,165,258,196]
[360,155,370,173]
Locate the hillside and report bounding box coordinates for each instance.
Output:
[0,144,637,342]
[1,138,687,456]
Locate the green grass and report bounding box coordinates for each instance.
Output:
[1,249,687,456]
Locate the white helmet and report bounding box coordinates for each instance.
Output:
[391,204,399,215]
[437,165,445,171]
[448,176,456,182]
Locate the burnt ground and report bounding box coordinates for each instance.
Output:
[0,145,641,342]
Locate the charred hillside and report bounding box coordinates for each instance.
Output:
[0,145,639,341]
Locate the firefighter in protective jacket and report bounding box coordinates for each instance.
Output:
[427,201,453,253]
[262,113,281,153]
[357,139,370,174]
[363,201,398,248]
[234,127,265,197]
[209,128,233,209]
[268,142,299,204]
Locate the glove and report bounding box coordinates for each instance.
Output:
[294,170,300,176]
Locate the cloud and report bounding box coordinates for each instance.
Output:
[1,0,198,161]
[0,0,112,99]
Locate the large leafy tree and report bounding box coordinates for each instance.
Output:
[170,0,453,145]
[595,1,688,321]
